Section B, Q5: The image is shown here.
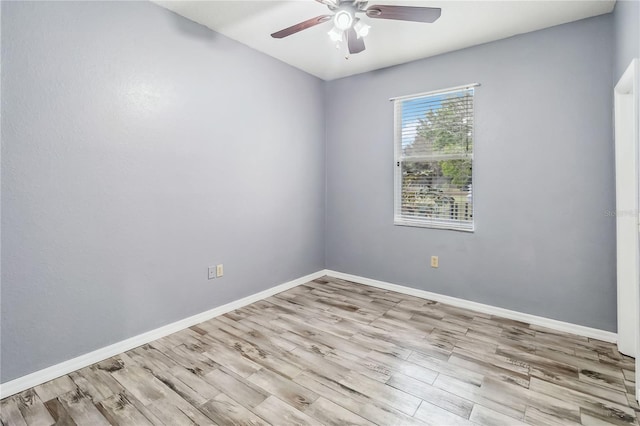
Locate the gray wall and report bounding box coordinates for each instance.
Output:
[325,15,617,332]
[613,0,640,81]
[1,1,325,382]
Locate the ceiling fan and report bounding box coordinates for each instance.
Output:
[270,0,441,55]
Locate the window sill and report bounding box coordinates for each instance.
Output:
[394,219,474,233]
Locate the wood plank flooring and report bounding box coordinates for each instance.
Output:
[2,276,638,425]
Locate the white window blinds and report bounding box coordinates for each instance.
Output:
[393,85,477,231]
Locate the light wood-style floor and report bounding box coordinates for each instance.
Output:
[1,276,638,426]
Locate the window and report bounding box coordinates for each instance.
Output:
[393,85,476,231]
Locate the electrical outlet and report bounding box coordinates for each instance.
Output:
[431,256,439,268]
[208,266,216,280]
[216,264,224,277]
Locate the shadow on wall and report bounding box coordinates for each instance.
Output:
[162,13,217,41]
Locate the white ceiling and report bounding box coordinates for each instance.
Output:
[153,0,615,80]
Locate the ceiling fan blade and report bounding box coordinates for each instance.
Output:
[365,5,441,23]
[346,28,365,54]
[271,15,332,39]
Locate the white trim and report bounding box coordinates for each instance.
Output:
[0,270,327,399]
[389,83,480,102]
[613,59,640,365]
[394,218,474,232]
[325,270,617,343]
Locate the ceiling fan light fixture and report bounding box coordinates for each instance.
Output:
[271,2,442,57]
[327,25,343,42]
[333,9,354,31]
[353,19,370,38]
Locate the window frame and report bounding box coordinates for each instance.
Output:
[392,84,479,232]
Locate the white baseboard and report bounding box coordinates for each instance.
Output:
[325,270,617,344]
[0,270,326,399]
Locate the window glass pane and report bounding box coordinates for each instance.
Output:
[401,160,473,223]
[401,92,473,158]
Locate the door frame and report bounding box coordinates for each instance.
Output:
[614,58,639,401]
